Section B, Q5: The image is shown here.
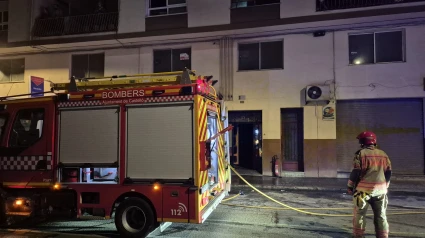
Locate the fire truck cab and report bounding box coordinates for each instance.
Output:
[0,69,232,237]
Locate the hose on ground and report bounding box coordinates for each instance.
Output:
[226,165,425,217]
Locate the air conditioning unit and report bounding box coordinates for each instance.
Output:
[305,85,331,102]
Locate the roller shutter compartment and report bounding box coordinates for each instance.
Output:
[58,107,120,164]
[336,99,424,175]
[126,103,194,180]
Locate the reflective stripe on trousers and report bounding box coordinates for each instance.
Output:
[352,193,389,238]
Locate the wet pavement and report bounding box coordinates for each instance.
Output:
[1,168,424,237]
[231,168,425,193]
[1,189,425,238]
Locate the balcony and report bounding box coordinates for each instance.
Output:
[32,12,118,38]
[316,0,425,11]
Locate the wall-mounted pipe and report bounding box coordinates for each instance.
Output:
[219,37,234,101]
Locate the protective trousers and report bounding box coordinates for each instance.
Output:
[352,193,389,238]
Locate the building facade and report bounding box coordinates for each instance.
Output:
[1,0,425,178]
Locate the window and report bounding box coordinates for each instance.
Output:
[231,0,280,8]
[238,41,283,71]
[349,30,404,65]
[9,108,45,147]
[0,114,8,141]
[0,58,25,82]
[0,11,8,31]
[71,53,105,79]
[153,48,191,73]
[147,0,187,16]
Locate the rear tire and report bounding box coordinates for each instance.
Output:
[114,197,155,238]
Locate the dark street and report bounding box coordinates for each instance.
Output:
[2,189,425,238]
[2,0,425,238]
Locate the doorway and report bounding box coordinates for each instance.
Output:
[228,110,262,174]
[281,108,304,172]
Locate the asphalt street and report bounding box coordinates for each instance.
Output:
[1,189,425,238]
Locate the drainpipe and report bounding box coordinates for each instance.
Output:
[332,31,337,102]
[30,0,34,41]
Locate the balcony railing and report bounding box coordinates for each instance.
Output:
[316,0,425,11]
[32,12,118,38]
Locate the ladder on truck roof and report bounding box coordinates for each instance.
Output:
[50,68,206,92]
[0,69,218,101]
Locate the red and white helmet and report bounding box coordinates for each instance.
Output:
[356,131,377,145]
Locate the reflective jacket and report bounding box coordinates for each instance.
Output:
[347,145,392,196]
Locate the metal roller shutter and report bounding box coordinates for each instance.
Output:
[59,107,120,164]
[126,103,194,180]
[336,99,424,175]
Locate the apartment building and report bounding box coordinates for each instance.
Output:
[1,0,425,178]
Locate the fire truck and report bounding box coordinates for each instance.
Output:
[0,69,232,237]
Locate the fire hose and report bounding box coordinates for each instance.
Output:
[223,165,425,217]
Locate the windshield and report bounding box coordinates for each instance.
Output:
[0,114,8,140]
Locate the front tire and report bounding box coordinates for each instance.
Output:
[114,197,155,238]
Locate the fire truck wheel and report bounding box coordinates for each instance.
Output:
[115,197,155,238]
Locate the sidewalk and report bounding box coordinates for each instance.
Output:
[230,172,425,194]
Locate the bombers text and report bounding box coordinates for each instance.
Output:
[102,89,145,99]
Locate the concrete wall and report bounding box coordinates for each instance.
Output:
[8,0,32,42]
[105,48,140,75]
[228,33,336,138]
[187,0,230,28]
[335,26,425,99]
[0,53,70,96]
[1,24,424,177]
[118,0,146,34]
[0,41,220,94]
[227,33,337,177]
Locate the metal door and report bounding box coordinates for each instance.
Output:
[336,99,424,175]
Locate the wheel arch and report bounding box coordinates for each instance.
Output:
[111,192,158,222]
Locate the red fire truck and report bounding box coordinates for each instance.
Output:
[0,69,232,237]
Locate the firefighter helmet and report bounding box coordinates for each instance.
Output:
[356,131,377,145]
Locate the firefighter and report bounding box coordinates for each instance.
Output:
[347,131,392,238]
